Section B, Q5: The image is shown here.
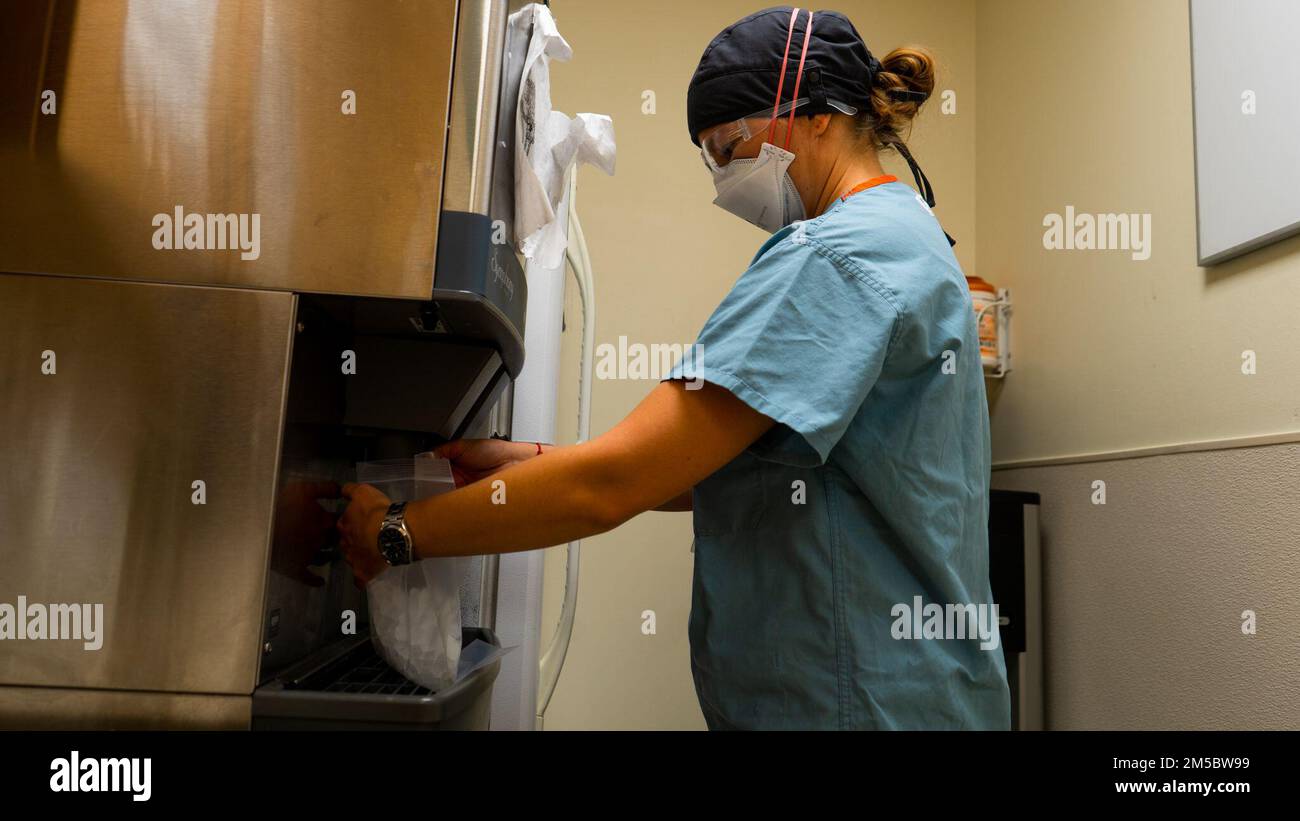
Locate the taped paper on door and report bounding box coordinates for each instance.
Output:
[510,2,616,268]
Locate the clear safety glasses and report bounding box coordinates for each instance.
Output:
[700,96,859,172]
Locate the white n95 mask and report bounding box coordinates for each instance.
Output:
[709,141,806,233]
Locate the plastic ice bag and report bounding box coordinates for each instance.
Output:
[356,454,465,692]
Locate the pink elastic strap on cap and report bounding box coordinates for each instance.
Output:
[783,11,814,151]
[766,8,801,145]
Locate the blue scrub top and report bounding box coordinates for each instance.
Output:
[665,179,1011,730]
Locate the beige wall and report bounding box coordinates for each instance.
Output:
[978,0,1300,465]
[540,0,978,729]
[992,443,1300,730]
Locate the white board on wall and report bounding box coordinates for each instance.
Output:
[1189,0,1300,265]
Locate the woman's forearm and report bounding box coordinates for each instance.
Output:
[406,440,623,558]
[400,381,772,559]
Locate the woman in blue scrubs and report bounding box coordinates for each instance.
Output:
[338,6,1010,730]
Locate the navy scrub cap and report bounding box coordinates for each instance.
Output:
[686,6,880,147]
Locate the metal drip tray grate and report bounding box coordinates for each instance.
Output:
[316,647,433,696]
[253,628,501,730]
[278,636,436,695]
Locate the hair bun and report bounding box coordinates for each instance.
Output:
[856,46,937,151]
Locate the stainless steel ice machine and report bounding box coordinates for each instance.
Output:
[0,0,531,729]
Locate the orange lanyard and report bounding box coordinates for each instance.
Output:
[839,174,897,201]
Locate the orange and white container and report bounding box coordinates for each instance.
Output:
[966,276,999,369]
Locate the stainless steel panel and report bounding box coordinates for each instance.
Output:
[0,686,250,730]
[0,274,295,695]
[0,0,459,298]
[444,0,507,216]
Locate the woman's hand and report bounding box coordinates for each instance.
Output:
[432,438,544,487]
[337,482,393,587]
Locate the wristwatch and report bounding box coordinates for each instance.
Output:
[377,502,413,566]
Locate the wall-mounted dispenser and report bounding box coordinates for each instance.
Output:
[968,276,1013,378]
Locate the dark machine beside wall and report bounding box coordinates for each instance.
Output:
[988,489,1044,731]
[0,0,532,729]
